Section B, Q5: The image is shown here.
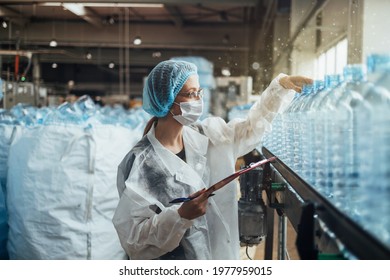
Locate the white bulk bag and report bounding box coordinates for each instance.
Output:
[0,182,7,259]
[7,124,140,259]
[0,124,21,260]
[0,124,20,189]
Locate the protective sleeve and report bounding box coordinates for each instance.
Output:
[112,186,193,260]
[200,73,295,158]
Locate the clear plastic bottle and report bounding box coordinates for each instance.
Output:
[9,103,36,127]
[288,86,314,176]
[0,109,19,125]
[263,112,281,156]
[74,95,97,122]
[43,102,84,125]
[294,84,314,178]
[270,113,282,156]
[308,75,342,195]
[299,81,324,185]
[354,54,390,245]
[278,92,300,166]
[366,53,390,87]
[330,65,368,219]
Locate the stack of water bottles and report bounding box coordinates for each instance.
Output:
[263,54,390,247]
[0,95,150,259]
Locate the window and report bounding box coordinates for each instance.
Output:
[335,38,348,74]
[315,38,348,79]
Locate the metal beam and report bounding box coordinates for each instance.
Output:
[347,0,363,64]
[0,5,29,26]
[62,4,103,28]
[0,0,259,6]
[80,7,103,28]
[273,0,329,67]
[0,49,33,58]
[164,5,183,28]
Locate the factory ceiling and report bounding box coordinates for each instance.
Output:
[0,0,287,97]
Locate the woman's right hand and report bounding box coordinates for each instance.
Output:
[177,188,210,220]
[279,75,313,93]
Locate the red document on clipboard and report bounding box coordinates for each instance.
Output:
[169,156,276,203]
[204,156,276,196]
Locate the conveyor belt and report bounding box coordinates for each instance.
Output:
[262,147,390,260]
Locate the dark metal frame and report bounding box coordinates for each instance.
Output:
[261,147,390,260]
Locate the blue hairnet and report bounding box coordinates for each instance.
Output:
[142,60,198,117]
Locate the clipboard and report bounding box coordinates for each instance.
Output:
[169,156,276,203]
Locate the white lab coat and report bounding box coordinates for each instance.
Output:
[112,73,295,259]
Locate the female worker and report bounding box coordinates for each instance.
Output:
[112,60,312,260]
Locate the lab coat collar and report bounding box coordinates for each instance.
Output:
[146,124,209,180]
[182,126,209,179]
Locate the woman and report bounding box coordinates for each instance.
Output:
[112,60,312,260]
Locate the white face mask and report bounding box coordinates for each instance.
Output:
[171,99,203,126]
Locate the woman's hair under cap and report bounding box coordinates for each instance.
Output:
[142,60,198,117]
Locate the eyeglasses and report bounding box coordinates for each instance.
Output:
[177,88,204,99]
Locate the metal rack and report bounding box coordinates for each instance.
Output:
[261,147,390,260]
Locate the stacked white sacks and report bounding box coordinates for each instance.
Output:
[2,96,150,259]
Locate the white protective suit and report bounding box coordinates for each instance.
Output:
[112,73,295,259]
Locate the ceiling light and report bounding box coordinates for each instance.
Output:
[49,39,57,47]
[105,16,115,25]
[41,2,164,8]
[221,67,231,77]
[62,3,86,16]
[152,51,161,58]
[2,20,7,29]
[85,52,92,60]
[52,63,58,69]
[133,36,142,45]
[68,80,75,89]
[108,62,115,69]
[251,62,260,70]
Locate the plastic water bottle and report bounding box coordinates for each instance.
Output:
[10,104,36,127]
[330,65,369,219]
[43,102,84,125]
[309,75,342,196]
[366,53,390,86]
[74,95,96,121]
[299,81,324,185]
[278,92,300,165]
[354,54,390,245]
[287,87,315,176]
[0,109,19,125]
[264,114,279,156]
[272,113,283,157]
[293,84,314,179]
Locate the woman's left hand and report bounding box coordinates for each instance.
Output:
[279,75,313,93]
